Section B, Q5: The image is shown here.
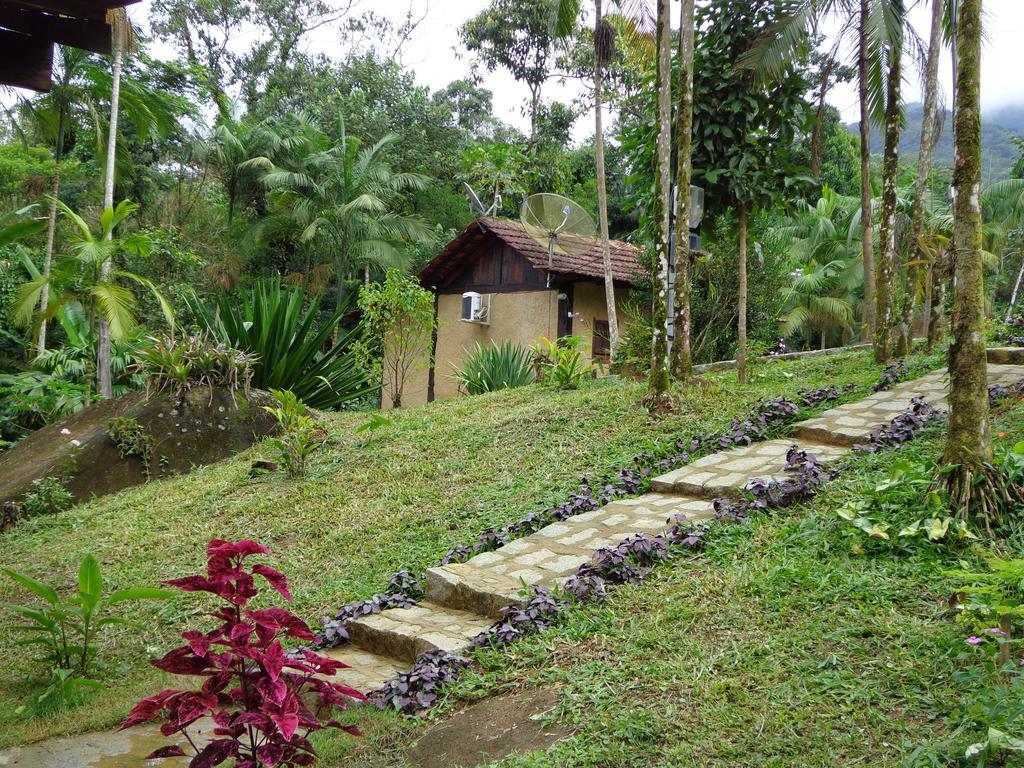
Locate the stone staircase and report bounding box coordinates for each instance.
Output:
[324,360,1024,694]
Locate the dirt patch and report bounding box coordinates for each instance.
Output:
[0,387,277,506]
[406,688,570,768]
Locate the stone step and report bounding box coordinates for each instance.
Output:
[988,347,1024,365]
[650,439,849,498]
[426,494,715,618]
[794,365,1024,447]
[319,645,411,695]
[345,601,495,662]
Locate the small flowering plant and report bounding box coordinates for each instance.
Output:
[123,539,364,766]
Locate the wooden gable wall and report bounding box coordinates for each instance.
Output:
[437,232,549,295]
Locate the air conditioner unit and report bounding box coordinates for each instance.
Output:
[460,291,491,324]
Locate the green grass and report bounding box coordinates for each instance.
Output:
[0,349,931,749]
[317,388,1024,767]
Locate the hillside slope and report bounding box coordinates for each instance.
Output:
[0,351,889,748]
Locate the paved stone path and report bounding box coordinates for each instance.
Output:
[5,353,1023,766]
[323,359,1024,693]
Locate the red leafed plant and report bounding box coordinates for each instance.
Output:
[122,539,364,767]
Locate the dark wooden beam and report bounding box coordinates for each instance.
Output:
[0,6,110,53]
[2,1,139,23]
[0,27,53,90]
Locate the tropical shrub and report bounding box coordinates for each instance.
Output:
[355,269,436,408]
[261,389,322,478]
[122,539,363,765]
[946,556,1024,678]
[452,340,534,395]
[106,417,154,477]
[533,335,594,390]
[3,555,172,707]
[189,279,374,409]
[22,476,73,517]
[135,333,256,399]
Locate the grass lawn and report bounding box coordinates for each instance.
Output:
[312,386,1024,768]
[0,348,942,752]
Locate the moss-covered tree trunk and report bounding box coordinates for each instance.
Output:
[874,25,902,364]
[671,0,696,380]
[594,0,619,364]
[927,257,948,348]
[944,0,991,512]
[857,0,875,342]
[897,0,944,356]
[645,0,673,411]
[737,202,748,385]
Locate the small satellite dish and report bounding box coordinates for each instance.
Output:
[519,193,598,287]
[463,182,487,216]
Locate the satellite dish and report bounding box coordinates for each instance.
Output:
[519,193,598,287]
[463,182,487,216]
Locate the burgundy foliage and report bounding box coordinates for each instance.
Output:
[853,398,944,452]
[873,359,910,392]
[367,650,468,713]
[122,539,364,768]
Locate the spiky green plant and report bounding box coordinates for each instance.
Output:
[452,340,535,395]
[189,280,374,410]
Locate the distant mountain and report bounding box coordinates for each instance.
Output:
[846,102,1022,183]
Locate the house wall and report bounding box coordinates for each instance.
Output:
[388,281,631,409]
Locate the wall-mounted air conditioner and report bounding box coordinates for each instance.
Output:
[460,291,491,324]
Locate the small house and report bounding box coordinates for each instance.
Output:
[394,216,645,407]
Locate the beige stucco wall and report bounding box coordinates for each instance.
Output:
[387,282,631,409]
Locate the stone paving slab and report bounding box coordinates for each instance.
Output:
[796,365,1024,446]
[346,601,495,662]
[989,347,1024,365]
[320,645,410,694]
[649,439,849,498]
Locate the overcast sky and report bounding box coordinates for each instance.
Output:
[117,0,1024,139]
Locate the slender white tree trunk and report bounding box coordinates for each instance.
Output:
[593,0,619,364]
[737,203,748,384]
[671,0,696,380]
[97,26,124,398]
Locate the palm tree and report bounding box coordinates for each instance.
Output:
[246,116,432,314]
[16,40,176,357]
[896,0,944,355]
[943,0,989,522]
[780,259,856,349]
[873,0,906,363]
[645,0,673,411]
[671,0,696,379]
[13,200,173,393]
[740,0,909,343]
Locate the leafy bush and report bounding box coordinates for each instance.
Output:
[533,336,595,390]
[452,340,534,395]
[947,556,1024,669]
[123,539,363,765]
[262,389,322,478]
[355,269,436,408]
[3,555,172,708]
[106,417,154,477]
[22,476,73,517]
[135,333,256,399]
[189,279,374,409]
[0,371,95,439]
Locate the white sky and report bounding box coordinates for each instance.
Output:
[13,0,1024,139]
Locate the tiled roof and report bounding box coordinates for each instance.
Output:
[418,217,646,288]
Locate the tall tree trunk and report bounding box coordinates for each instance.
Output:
[927,256,948,347]
[671,0,696,380]
[897,0,944,355]
[37,105,66,355]
[858,0,875,341]
[646,0,672,411]
[874,27,903,364]
[97,28,124,399]
[810,59,834,181]
[944,0,990,514]
[594,0,619,364]
[737,202,748,384]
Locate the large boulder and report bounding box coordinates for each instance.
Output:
[0,387,278,505]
